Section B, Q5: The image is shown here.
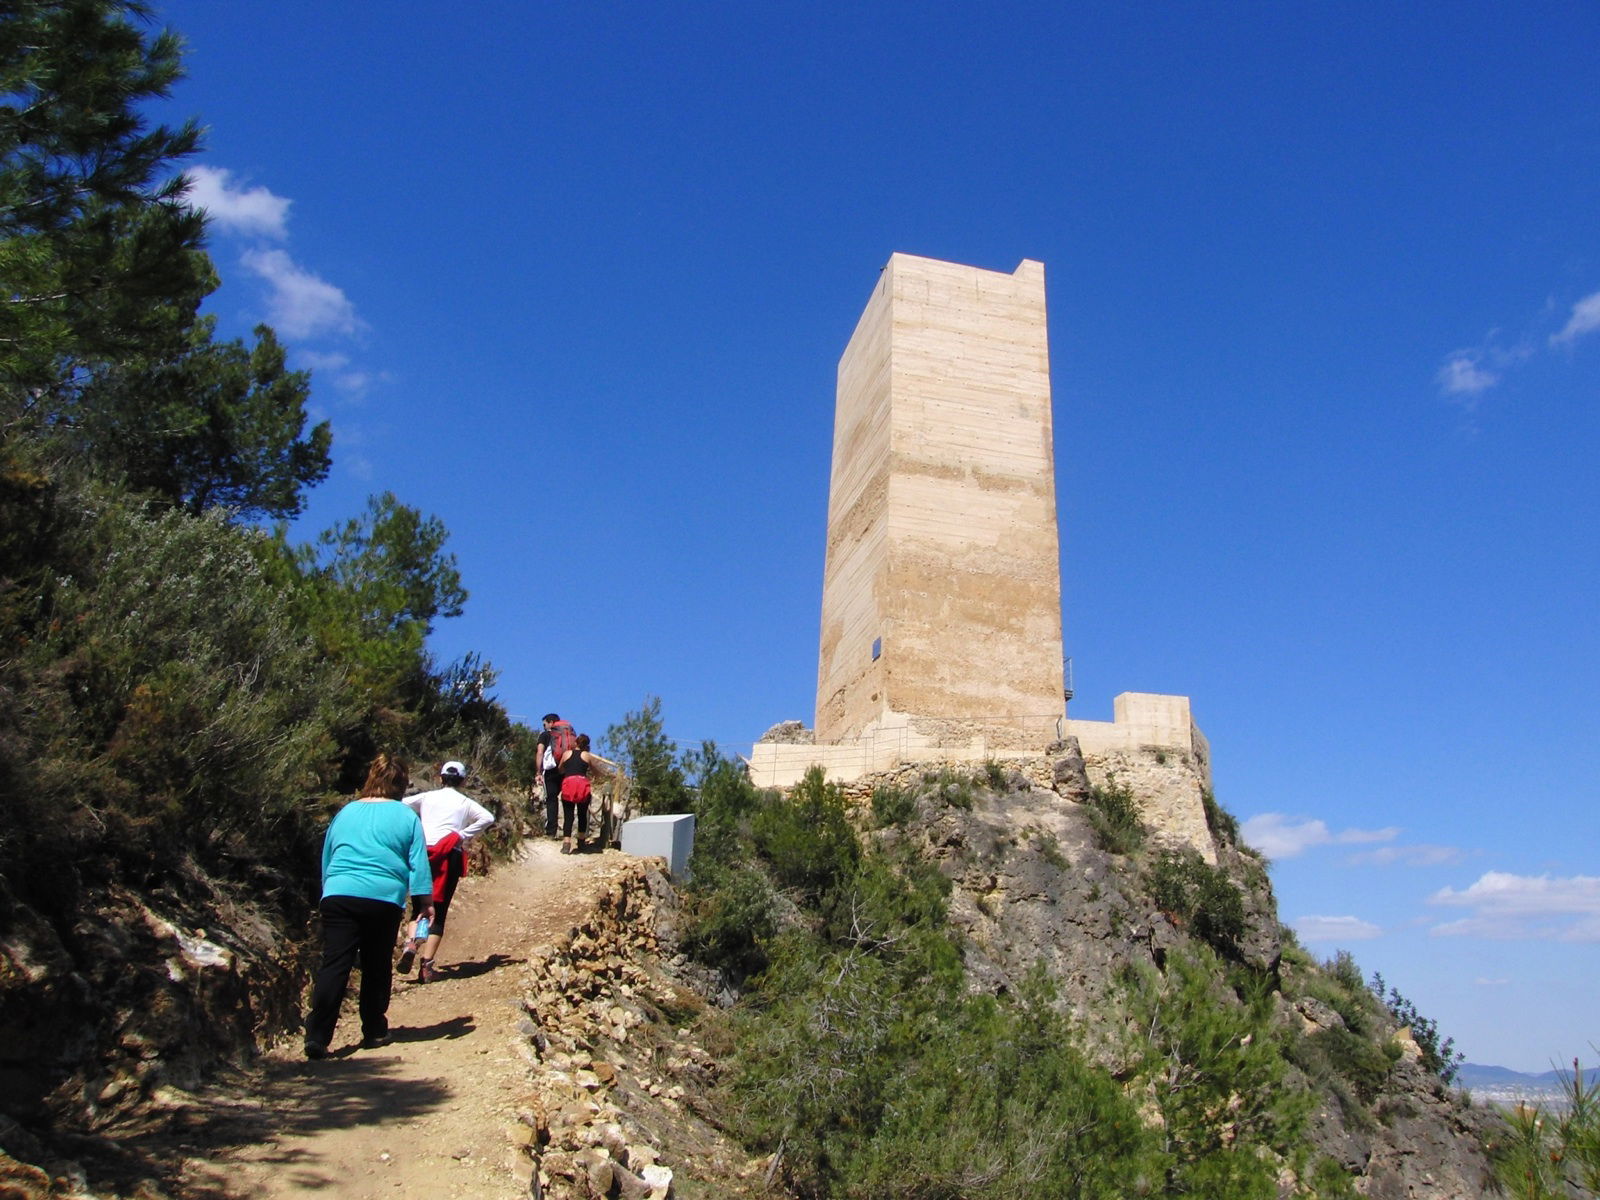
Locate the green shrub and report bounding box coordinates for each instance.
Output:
[1202,787,1241,843]
[1299,1027,1400,1104]
[732,957,1162,1199]
[1,496,343,877]
[870,782,917,828]
[603,695,690,815]
[921,765,977,810]
[752,767,860,904]
[1034,829,1069,870]
[1368,972,1464,1085]
[1120,949,1312,1195]
[1279,929,1313,968]
[981,757,1007,789]
[830,847,956,959]
[1493,1060,1600,1199]
[1086,776,1146,854]
[680,863,778,983]
[1146,848,1246,957]
[684,741,762,865]
[1303,954,1384,1038]
[1326,950,1367,997]
[1305,1155,1361,1199]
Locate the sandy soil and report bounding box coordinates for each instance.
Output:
[177,839,606,1200]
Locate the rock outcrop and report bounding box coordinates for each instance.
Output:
[755,721,813,745]
[851,758,1500,1199]
[0,875,305,1135]
[512,754,1500,1199]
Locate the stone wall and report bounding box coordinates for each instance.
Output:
[1077,745,1215,864]
[753,699,1216,864]
[751,689,1210,848]
[510,862,763,1199]
[1063,692,1215,863]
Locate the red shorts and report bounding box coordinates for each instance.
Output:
[560,775,592,804]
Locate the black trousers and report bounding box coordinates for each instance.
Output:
[561,799,590,838]
[543,768,563,834]
[305,895,404,1048]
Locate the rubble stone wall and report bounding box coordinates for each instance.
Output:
[510,862,762,1200]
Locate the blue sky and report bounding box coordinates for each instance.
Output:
[154,2,1596,1072]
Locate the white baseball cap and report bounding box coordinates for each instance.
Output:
[441,760,467,779]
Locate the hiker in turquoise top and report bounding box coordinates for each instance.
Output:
[304,754,434,1059]
[321,792,432,906]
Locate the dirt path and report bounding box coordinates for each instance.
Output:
[180,839,609,1200]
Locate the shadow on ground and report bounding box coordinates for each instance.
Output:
[439,952,524,982]
[24,1056,457,1199]
[392,1014,476,1042]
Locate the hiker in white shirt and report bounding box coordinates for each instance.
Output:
[400,760,494,982]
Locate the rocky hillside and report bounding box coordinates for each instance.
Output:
[884,743,1502,1197]
[478,739,1507,1198]
[632,740,1507,1199]
[0,865,311,1137]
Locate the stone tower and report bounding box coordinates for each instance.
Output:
[814,253,1066,750]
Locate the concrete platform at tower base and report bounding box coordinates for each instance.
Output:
[747,692,1207,790]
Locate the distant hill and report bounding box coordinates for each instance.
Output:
[1459,1062,1593,1088]
[1458,1061,1594,1106]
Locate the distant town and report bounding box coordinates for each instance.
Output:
[1458,1062,1595,1111]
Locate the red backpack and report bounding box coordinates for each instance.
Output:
[549,720,577,763]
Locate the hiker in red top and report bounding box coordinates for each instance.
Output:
[558,733,615,854]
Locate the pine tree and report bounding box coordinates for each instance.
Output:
[73,318,332,519]
[1,0,207,391]
[2,0,333,521]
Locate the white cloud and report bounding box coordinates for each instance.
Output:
[1437,354,1499,396]
[242,248,361,340]
[1239,813,1399,860]
[1345,844,1466,868]
[184,165,376,393]
[297,350,350,372]
[333,370,373,395]
[293,349,379,399]
[184,166,290,239]
[1428,871,1600,942]
[1436,285,1597,402]
[1551,289,1600,346]
[1294,915,1382,943]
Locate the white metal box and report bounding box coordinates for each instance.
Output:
[620,813,696,882]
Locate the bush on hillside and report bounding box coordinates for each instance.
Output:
[733,959,1165,1198]
[603,696,690,816]
[869,781,918,827]
[1369,971,1465,1086]
[680,863,779,984]
[1295,1027,1401,1114]
[1146,848,1247,958]
[1119,949,1317,1196]
[1201,787,1241,844]
[752,767,860,906]
[0,491,343,884]
[701,764,1154,1199]
[1086,776,1146,855]
[1493,1060,1600,1199]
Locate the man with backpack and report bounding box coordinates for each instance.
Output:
[537,714,576,838]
